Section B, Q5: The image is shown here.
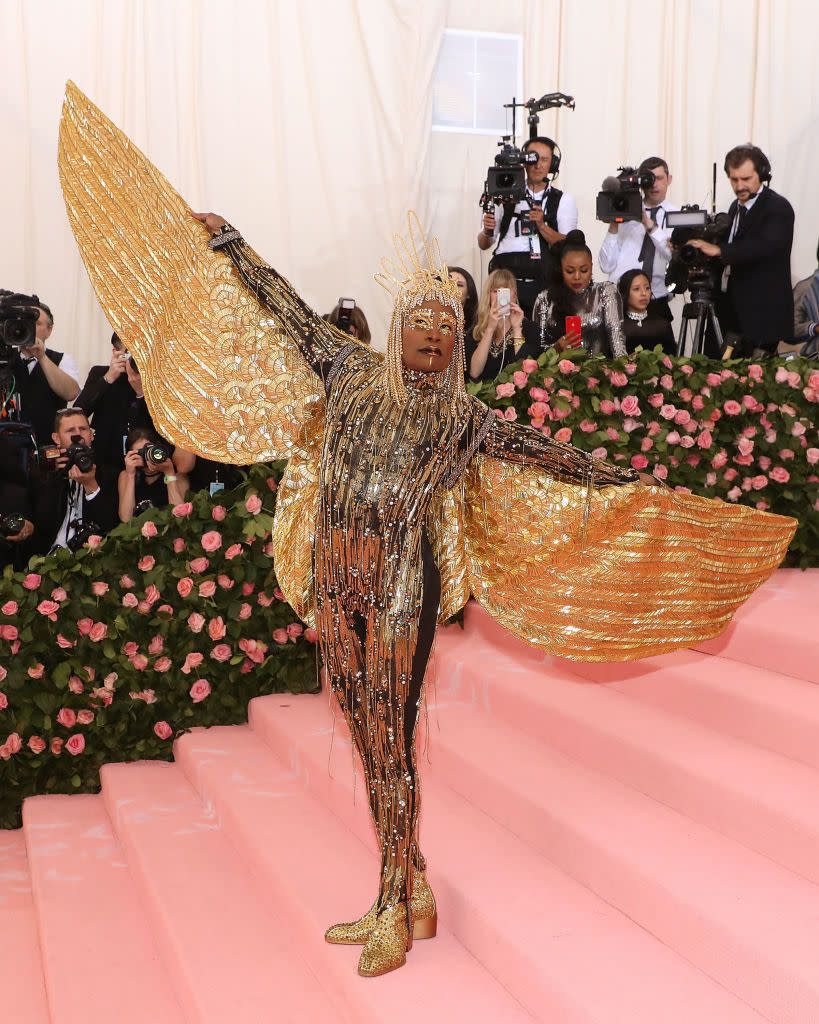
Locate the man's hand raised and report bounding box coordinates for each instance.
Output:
[191,212,228,234]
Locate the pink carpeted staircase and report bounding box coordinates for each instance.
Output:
[2,568,818,1023]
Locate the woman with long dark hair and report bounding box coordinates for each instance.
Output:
[447,265,478,340]
[532,230,626,357]
[618,269,676,355]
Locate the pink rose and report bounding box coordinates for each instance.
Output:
[78,617,95,635]
[208,616,227,641]
[120,574,135,589]
[4,733,22,755]
[706,373,722,387]
[85,535,102,549]
[737,437,754,457]
[791,422,806,437]
[57,708,77,728]
[1,601,18,616]
[0,624,18,641]
[591,447,608,460]
[748,364,763,381]
[620,395,641,417]
[148,635,164,655]
[599,399,617,415]
[806,448,819,465]
[157,604,173,616]
[647,393,664,408]
[190,678,212,703]
[154,721,173,740]
[51,587,67,602]
[711,451,728,469]
[769,466,790,484]
[172,502,194,519]
[68,675,84,694]
[577,419,596,433]
[272,628,289,645]
[245,494,263,515]
[674,409,691,426]
[189,557,209,573]
[141,520,158,538]
[144,584,160,606]
[652,463,668,481]
[129,689,156,702]
[529,386,547,402]
[512,370,529,389]
[659,374,673,390]
[257,592,274,607]
[28,736,45,754]
[182,651,204,674]
[211,644,232,662]
[130,654,149,671]
[666,431,681,445]
[22,573,41,591]
[605,427,619,441]
[723,400,742,416]
[723,468,738,482]
[198,580,217,599]
[504,407,517,422]
[679,435,695,449]
[557,359,578,375]
[304,627,318,644]
[138,555,155,571]
[630,454,649,471]
[696,430,713,450]
[37,600,60,619]
[177,577,194,598]
[0,666,6,681]
[123,641,139,657]
[659,404,676,420]
[554,427,572,443]
[122,592,139,608]
[286,623,304,640]
[217,574,234,590]
[224,544,243,560]
[77,710,95,725]
[0,692,7,709]
[173,537,187,553]
[50,738,63,755]
[678,388,693,402]
[188,612,205,633]
[91,581,109,597]
[154,656,172,673]
[520,358,538,373]
[586,377,599,388]
[691,395,704,411]
[27,663,45,679]
[238,603,252,620]
[751,475,767,490]
[239,638,267,663]
[201,530,222,553]
[89,622,107,643]
[609,371,628,387]
[211,505,227,522]
[735,453,753,466]
[640,437,654,453]
[495,382,516,399]
[66,734,85,756]
[727,486,742,502]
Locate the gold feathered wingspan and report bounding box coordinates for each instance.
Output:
[58,80,322,463]
[455,456,796,661]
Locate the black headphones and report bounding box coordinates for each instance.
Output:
[724,144,771,183]
[524,135,562,179]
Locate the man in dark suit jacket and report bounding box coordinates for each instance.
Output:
[688,144,794,355]
[28,408,118,556]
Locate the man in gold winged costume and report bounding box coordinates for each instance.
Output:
[57,83,795,978]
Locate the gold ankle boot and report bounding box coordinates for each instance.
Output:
[357,903,411,977]
[324,871,437,944]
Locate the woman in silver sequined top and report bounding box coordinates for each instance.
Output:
[532,230,627,357]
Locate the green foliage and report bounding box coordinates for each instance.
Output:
[0,465,317,828]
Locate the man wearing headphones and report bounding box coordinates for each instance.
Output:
[687,144,794,356]
[477,136,577,318]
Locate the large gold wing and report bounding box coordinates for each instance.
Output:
[58,81,321,462]
[449,457,796,661]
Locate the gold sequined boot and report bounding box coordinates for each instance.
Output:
[357,902,412,977]
[324,870,437,944]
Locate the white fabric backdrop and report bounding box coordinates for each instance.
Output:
[1,0,817,378]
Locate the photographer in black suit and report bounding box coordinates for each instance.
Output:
[687,145,794,356]
[28,408,118,555]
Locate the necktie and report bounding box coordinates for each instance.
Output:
[639,207,660,279]
[736,205,748,235]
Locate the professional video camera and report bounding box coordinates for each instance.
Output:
[664,205,731,299]
[480,91,575,211]
[0,290,39,376]
[596,167,656,224]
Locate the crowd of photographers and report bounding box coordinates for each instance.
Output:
[1,132,816,571]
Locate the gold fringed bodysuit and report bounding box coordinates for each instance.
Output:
[212,227,637,922]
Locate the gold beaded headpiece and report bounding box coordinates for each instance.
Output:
[375,212,467,407]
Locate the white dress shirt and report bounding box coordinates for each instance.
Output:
[23,350,80,383]
[52,480,101,550]
[598,198,679,298]
[484,186,579,257]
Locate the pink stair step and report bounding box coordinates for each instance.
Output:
[437,625,819,885]
[0,832,49,1023]
[23,795,183,1024]
[426,699,819,1024]
[543,646,819,772]
[247,694,768,1024]
[99,760,338,1024]
[174,722,534,1024]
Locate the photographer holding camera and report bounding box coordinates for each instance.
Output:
[478,136,578,319]
[118,427,189,522]
[686,145,794,356]
[28,408,118,555]
[598,157,679,322]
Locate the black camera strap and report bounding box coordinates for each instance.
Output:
[493,186,563,259]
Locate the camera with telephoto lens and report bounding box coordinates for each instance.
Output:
[66,519,102,553]
[0,290,40,375]
[0,512,26,539]
[138,442,172,468]
[38,434,96,474]
[481,138,538,209]
[596,167,656,224]
[664,206,731,299]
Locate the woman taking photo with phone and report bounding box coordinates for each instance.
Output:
[532,230,626,357]
[466,269,542,381]
[618,269,676,355]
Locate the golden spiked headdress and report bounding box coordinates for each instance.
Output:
[375,212,468,407]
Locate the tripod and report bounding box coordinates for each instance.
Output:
[676,283,725,357]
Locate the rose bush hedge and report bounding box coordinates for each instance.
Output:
[0,464,317,828]
[470,349,818,568]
